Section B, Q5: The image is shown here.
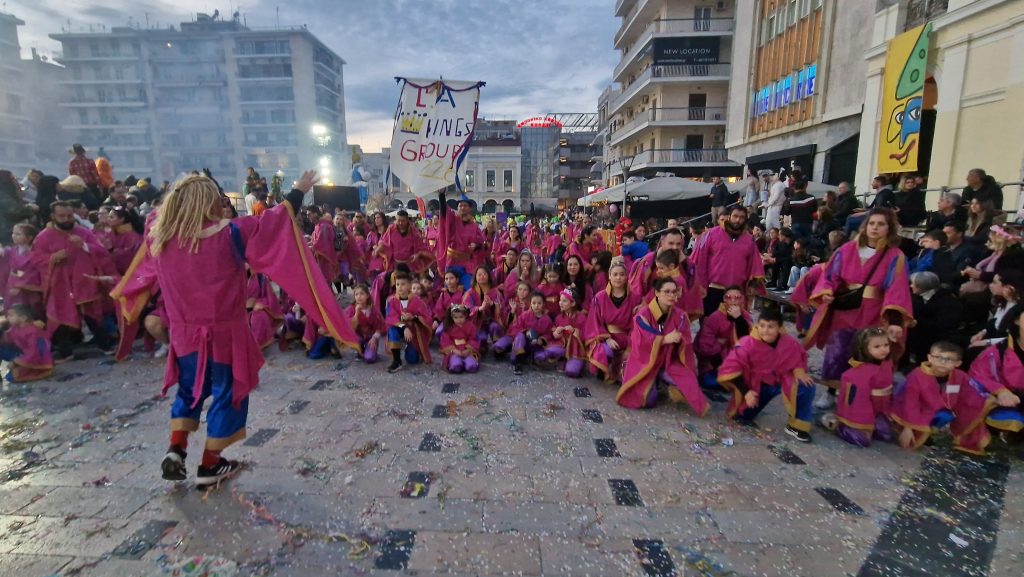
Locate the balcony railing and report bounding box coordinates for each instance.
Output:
[611,107,727,143]
[612,64,731,113]
[655,18,734,33]
[614,0,648,46]
[631,148,730,166]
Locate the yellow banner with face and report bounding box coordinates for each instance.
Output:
[878,23,932,174]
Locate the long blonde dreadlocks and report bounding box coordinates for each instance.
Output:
[150,175,222,256]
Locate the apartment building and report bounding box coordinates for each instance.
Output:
[50,13,349,191]
[604,0,742,185]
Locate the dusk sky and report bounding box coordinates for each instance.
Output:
[10,0,619,152]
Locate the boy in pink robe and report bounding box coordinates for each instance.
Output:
[717,307,816,442]
[111,171,361,488]
[585,263,641,384]
[618,277,708,415]
[440,304,481,374]
[969,307,1024,434]
[0,305,54,383]
[893,341,995,454]
[385,271,433,373]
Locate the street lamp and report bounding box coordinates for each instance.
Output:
[618,155,635,217]
[311,124,331,147]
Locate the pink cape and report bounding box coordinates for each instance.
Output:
[463,285,502,330]
[246,273,283,349]
[969,339,1024,397]
[690,225,765,290]
[385,294,433,364]
[311,219,339,282]
[694,305,752,367]
[378,223,431,273]
[554,311,587,360]
[1,245,43,312]
[110,202,361,407]
[440,321,481,365]
[440,207,485,271]
[717,330,811,431]
[836,359,894,432]
[506,311,554,356]
[537,281,564,318]
[345,303,386,341]
[629,253,702,318]
[101,224,142,275]
[618,299,706,414]
[433,287,464,324]
[1,321,53,382]
[803,242,913,352]
[892,365,995,454]
[584,287,641,381]
[31,224,107,335]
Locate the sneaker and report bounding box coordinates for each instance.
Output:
[387,360,403,374]
[195,458,241,488]
[817,412,837,431]
[813,392,835,410]
[161,447,187,481]
[785,426,812,443]
[153,344,169,359]
[513,364,524,376]
[53,353,74,365]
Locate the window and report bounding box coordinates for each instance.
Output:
[801,0,811,17]
[790,0,798,27]
[503,169,513,190]
[767,15,775,38]
[486,170,496,189]
[465,170,475,189]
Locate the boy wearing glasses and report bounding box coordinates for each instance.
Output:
[617,277,708,415]
[893,341,994,454]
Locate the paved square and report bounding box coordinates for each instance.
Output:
[0,346,1020,576]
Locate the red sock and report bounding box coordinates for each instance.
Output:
[170,431,189,452]
[201,449,222,468]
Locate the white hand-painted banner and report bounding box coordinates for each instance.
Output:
[388,77,485,196]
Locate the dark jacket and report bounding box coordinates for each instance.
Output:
[786,192,817,225]
[710,182,730,207]
[907,288,964,361]
[869,186,896,210]
[962,180,1003,210]
[833,192,861,226]
[894,187,927,227]
[924,208,967,232]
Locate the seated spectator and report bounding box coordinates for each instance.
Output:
[832,182,860,229]
[962,168,1003,211]
[924,192,966,232]
[966,251,1023,364]
[943,221,981,291]
[906,271,963,367]
[785,238,817,293]
[894,174,927,227]
[785,180,817,241]
[964,198,1000,252]
[762,228,793,290]
[910,229,957,287]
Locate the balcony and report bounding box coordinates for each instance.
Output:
[607,148,731,175]
[610,107,727,145]
[59,99,147,107]
[152,75,227,86]
[614,18,734,82]
[905,0,948,30]
[58,78,144,85]
[611,64,731,115]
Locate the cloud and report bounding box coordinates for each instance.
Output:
[12,0,619,150]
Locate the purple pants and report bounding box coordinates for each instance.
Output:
[447,354,479,374]
[493,335,513,354]
[837,415,894,447]
[477,321,503,344]
[822,328,858,381]
[361,335,380,364]
[511,333,547,364]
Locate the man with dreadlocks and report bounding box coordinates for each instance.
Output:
[113,170,360,487]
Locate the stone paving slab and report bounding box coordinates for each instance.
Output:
[0,340,1020,576]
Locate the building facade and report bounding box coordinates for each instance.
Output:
[1,12,36,176]
[604,0,742,184]
[854,0,1023,209]
[725,0,871,185]
[50,13,350,192]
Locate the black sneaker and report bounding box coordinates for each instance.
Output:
[785,426,812,443]
[196,458,241,488]
[387,360,403,373]
[161,446,187,481]
[513,364,524,376]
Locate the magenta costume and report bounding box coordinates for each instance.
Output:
[584,286,641,383]
[100,224,142,276]
[311,218,339,283]
[31,224,108,335]
[694,305,752,385]
[346,303,386,364]
[835,360,895,447]
[717,331,814,432]
[0,245,43,314]
[502,310,554,365]
[463,285,504,345]
[551,310,587,377]
[440,321,481,374]
[618,299,707,414]
[537,281,564,318]
[629,253,703,319]
[690,225,765,316]
[378,223,431,274]
[0,321,53,382]
[805,242,913,381]
[385,294,433,365]
[892,365,995,454]
[110,201,361,451]
[245,273,283,350]
[970,338,1024,434]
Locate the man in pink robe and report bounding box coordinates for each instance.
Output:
[376,210,432,274]
[438,191,485,289]
[31,201,115,360]
[628,228,702,319]
[617,277,708,415]
[308,207,339,284]
[690,205,765,317]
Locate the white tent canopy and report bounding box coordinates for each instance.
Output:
[577,176,715,207]
[386,208,420,218]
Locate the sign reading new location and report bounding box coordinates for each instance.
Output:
[653,37,720,65]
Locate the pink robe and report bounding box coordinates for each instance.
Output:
[537,281,564,318]
[378,224,430,273]
[564,275,595,314]
[970,340,1024,397]
[554,311,587,360]
[1,321,53,382]
[433,287,465,324]
[892,366,995,454]
[1,245,43,313]
[503,296,530,329]
[385,294,432,364]
[567,241,597,269]
[492,263,514,296]
[507,311,554,356]
[717,331,810,428]
[440,321,481,364]
[542,235,563,262]
[629,253,702,318]
[110,202,361,407]
[102,224,142,275]
[584,287,641,381]
[462,285,502,331]
[311,219,339,282]
[691,225,765,290]
[442,210,486,271]
[836,360,894,433]
[804,242,913,353]
[346,303,386,342]
[246,273,283,349]
[618,299,706,414]
[366,228,387,274]
[790,263,824,335]
[31,224,107,335]
[694,306,752,372]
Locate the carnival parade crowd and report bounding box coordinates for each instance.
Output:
[1,147,1023,487]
